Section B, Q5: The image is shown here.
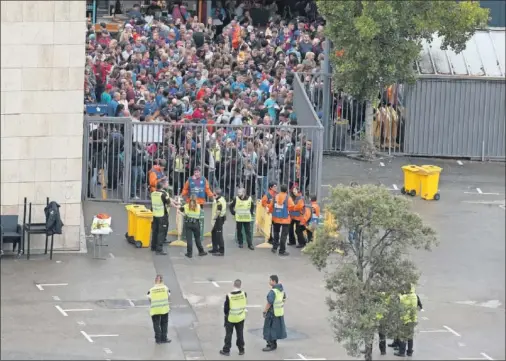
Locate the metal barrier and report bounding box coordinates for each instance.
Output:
[82,117,324,204]
[301,72,407,155]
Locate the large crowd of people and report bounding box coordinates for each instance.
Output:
[84,0,324,201]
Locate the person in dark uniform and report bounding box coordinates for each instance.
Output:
[229,188,255,250]
[180,195,207,258]
[262,275,287,352]
[210,188,227,256]
[220,279,247,356]
[151,180,179,255]
[147,274,171,344]
[390,284,423,357]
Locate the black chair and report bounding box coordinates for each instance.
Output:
[0,215,23,258]
[22,197,54,260]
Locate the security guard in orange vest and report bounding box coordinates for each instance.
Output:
[147,274,171,344]
[268,185,295,256]
[288,186,305,248]
[220,279,247,356]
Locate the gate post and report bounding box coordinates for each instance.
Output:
[122,118,133,203]
[322,40,332,150]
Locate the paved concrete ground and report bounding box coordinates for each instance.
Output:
[1,156,504,361]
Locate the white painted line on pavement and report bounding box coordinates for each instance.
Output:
[500,205,505,210]
[211,281,220,288]
[56,260,62,263]
[421,316,429,320]
[481,353,494,360]
[458,358,486,360]
[63,308,93,313]
[420,329,450,333]
[457,160,463,165]
[443,325,461,337]
[392,184,399,190]
[87,334,119,338]
[81,331,94,343]
[53,296,61,301]
[458,342,466,347]
[36,283,68,291]
[476,188,483,194]
[463,192,501,195]
[109,253,115,259]
[127,299,135,307]
[55,305,68,317]
[379,162,385,167]
[77,321,86,326]
[104,348,112,354]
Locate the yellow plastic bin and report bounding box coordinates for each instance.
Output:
[401,165,422,196]
[133,209,153,248]
[125,204,146,241]
[419,165,443,201]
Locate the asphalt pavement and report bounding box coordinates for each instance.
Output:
[1,156,504,361]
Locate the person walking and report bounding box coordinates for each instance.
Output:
[268,185,294,256]
[288,186,305,248]
[220,279,247,356]
[147,274,171,344]
[393,285,423,357]
[151,181,179,255]
[180,195,208,259]
[261,182,277,244]
[210,188,227,256]
[306,194,321,243]
[262,275,287,352]
[229,188,255,250]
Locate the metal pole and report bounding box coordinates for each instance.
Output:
[322,40,332,150]
[93,0,97,23]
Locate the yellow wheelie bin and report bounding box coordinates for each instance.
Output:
[132,209,153,248]
[419,165,443,201]
[125,204,146,242]
[401,165,422,196]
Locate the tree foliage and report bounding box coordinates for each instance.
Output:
[316,1,489,157]
[304,185,438,360]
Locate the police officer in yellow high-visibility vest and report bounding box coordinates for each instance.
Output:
[147,274,171,344]
[229,188,255,250]
[375,292,391,355]
[179,195,207,258]
[210,188,227,256]
[262,275,287,352]
[220,279,247,356]
[394,285,423,357]
[151,181,179,255]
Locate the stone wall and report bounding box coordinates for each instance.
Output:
[1,1,86,252]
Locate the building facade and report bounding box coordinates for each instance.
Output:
[1,1,86,251]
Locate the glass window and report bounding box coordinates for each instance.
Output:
[490,30,505,76]
[474,32,502,76]
[418,40,435,74]
[461,36,485,76]
[430,36,452,74]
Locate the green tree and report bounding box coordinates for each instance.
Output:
[317,1,489,159]
[304,185,438,360]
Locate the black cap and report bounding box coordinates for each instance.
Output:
[268,182,277,189]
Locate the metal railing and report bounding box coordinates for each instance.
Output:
[300,72,407,155]
[82,117,324,204]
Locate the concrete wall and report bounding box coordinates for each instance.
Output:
[1,1,86,251]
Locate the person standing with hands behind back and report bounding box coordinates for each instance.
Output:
[180,195,208,259]
[147,274,171,345]
[262,275,287,352]
[220,279,247,356]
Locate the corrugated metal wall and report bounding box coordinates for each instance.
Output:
[403,78,506,159]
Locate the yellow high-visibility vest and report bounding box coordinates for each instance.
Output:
[149,284,170,316]
[399,292,418,324]
[272,289,284,317]
[212,145,221,162]
[174,156,185,172]
[212,197,227,219]
[228,291,247,323]
[235,197,252,222]
[184,204,201,219]
[151,191,169,217]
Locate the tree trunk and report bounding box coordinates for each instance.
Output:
[360,100,376,160]
[364,340,373,361]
